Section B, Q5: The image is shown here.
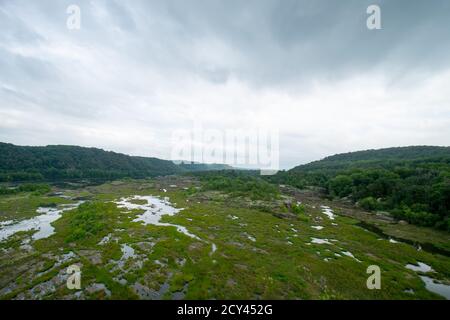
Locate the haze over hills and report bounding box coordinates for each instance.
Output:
[172,160,234,172]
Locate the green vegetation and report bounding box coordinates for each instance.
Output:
[358,196,378,211]
[191,170,280,200]
[0,142,236,183]
[271,146,450,231]
[0,191,72,222]
[0,178,448,300]
[0,142,181,182]
[64,202,112,242]
[292,203,306,215]
[0,145,449,300]
[0,183,51,196]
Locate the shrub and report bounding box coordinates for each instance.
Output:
[358,197,378,211]
[65,202,112,242]
[391,206,440,228]
[292,203,305,215]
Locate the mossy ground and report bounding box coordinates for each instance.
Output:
[0,178,448,300]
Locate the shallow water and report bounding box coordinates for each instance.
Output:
[133,281,170,300]
[86,283,111,297]
[0,201,83,242]
[0,220,13,227]
[210,243,217,256]
[405,262,433,273]
[320,206,335,220]
[341,250,361,262]
[115,195,200,239]
[405,262,450,299]
[98,234,112,245]
[356,221,450,257]
[419,276,450,299]
[121,244,136,260]
[311,237,332,245]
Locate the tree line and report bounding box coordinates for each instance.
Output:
[270,146,450,231]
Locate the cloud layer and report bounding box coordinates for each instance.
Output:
[1,0,450,169]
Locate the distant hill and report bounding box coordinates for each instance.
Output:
[173,160,234,172]
[0,143,240,182]
[290,146,450,173]
[271,146,450,231]
[0,142,182,181]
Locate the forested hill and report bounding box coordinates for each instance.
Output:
[0,142,181,181]
[291,146,450,173]
[271,146,450,231]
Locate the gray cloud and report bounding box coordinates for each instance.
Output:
[0,0,449,169]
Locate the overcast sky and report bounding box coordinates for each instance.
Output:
[1,0,450,169]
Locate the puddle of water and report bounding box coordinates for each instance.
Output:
[154,260,165,267]
[341,250,361,262]
[404,262,450,299]
[111,243,147,272]
[419,276,450,300]
[209,243,217,256]
[86,283,111,297]
[121,244,136,260]
[311,226,324,230]
[356,221,450,257]
[116,195,200,240]
[133,280,170,300]
[0,220,14,227]
[311,237,332,245]
[57,251,77,266]
[0,201,83,242]
[405,262,434,273]
[320,205,335,220]
[172,282,188,300]
[98,234,112,245]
